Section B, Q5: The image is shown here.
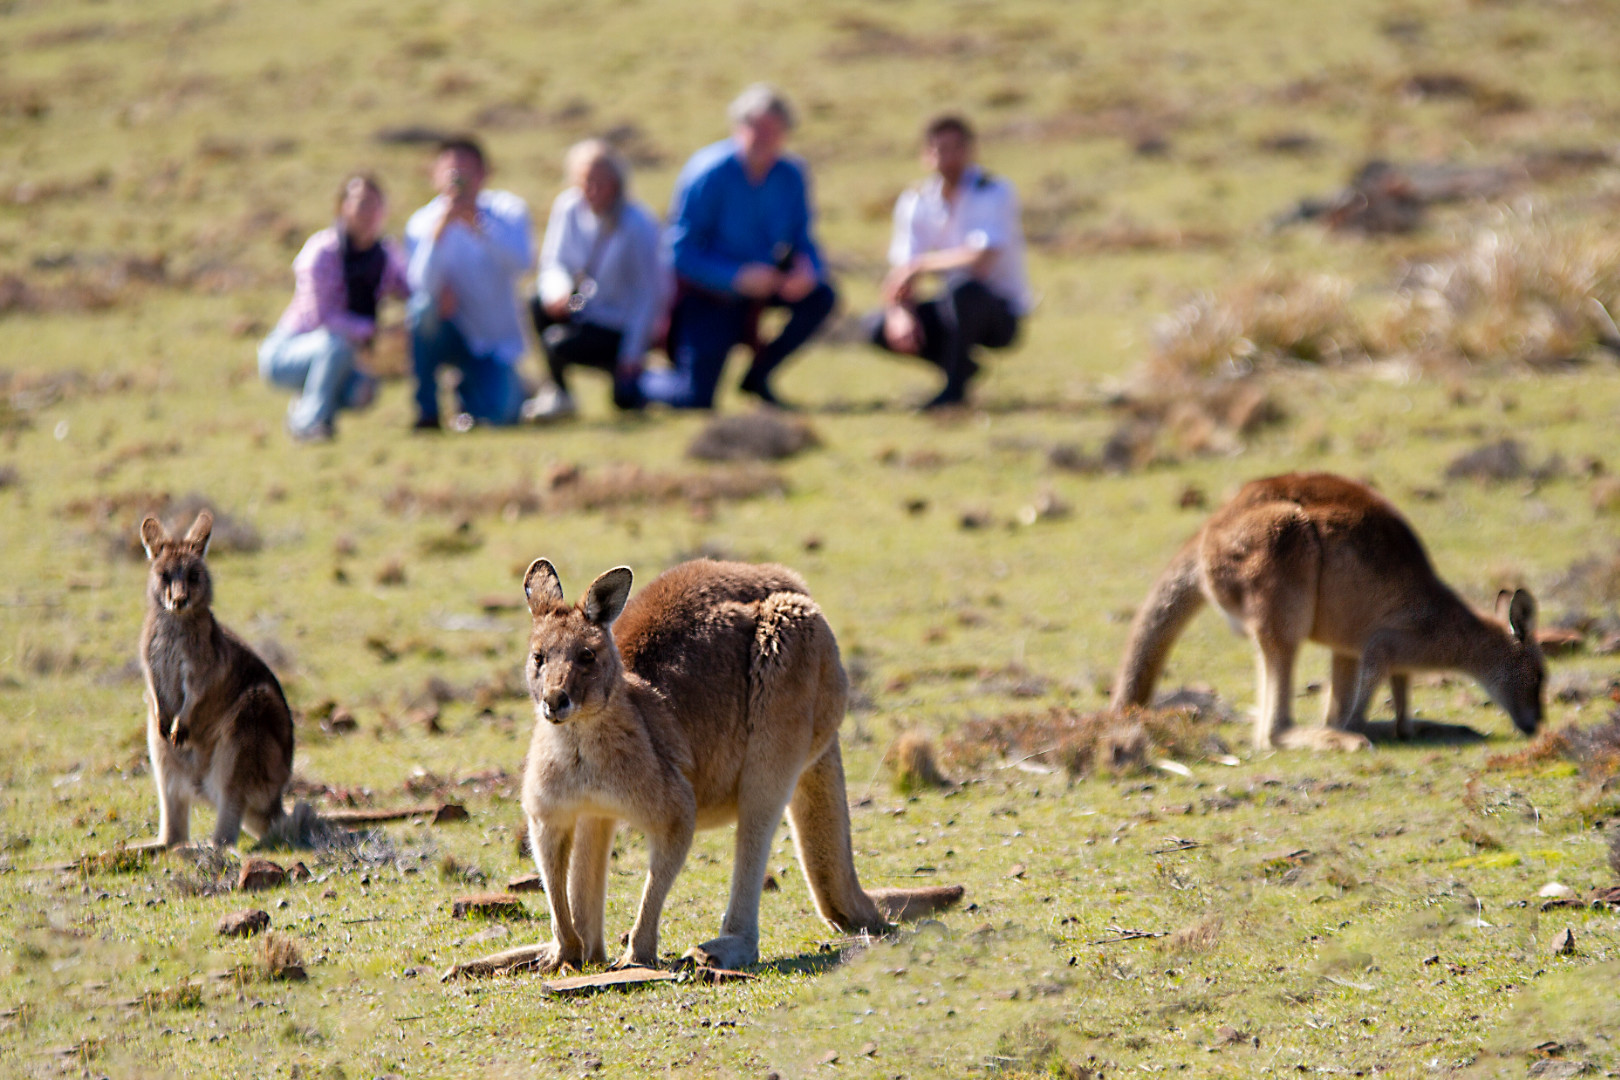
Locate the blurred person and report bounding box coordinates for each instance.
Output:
[523,139,662,420]
[641,84,835,410]
[404,135,534,430]
[258,173,408,441]
[869,115,1031,409]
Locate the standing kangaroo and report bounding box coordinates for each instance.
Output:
[1111,472,1545,751]
[447,559,963,979]
[139,511,294,847]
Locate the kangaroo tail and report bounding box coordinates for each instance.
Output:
[1111,536,1207,710]
[787,740,965,935]
[260,800,321,849]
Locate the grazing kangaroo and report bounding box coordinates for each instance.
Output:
[139,511,295,847]
[1111,472,1545,751]
[447,559,962,979]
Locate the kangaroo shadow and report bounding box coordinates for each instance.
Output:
[752,948,850,979]
[1359,719,1488,745]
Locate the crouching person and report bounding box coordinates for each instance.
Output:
[523,139,661,420]
[871,115,1031,410]
[404,136,534,430]
[259,173,407,441]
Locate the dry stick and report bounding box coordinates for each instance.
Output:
[859,734,900,803]
[1087,925,1168,945]
[321,804,450,825]
[995,745,1063,770]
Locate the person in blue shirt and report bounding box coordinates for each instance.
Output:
[641,84,837,410]
[404,136,535,430]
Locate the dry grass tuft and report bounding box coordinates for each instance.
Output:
[1485,715,1620,782]
[1149,270,1366,379]
[57,490,261,559]
[686,410,819,462]
[256,933,307,982]
[1163,914,1224,954]
[890,730,952,794]
[941,704,1224,780]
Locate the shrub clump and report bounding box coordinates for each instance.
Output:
[941,704,1225,779]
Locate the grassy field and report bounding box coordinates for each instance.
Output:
[4,0,1620,1076]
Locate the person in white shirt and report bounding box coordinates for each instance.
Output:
[404,136,535,430]
[870,115,1032,409]
[523,139,663,420]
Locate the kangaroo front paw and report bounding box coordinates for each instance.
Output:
[681,935,758,971]
[611,947,661,972]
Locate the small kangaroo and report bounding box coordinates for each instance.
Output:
[139,511,294,847]
[1111,472,1546,751]
[447,558,963,979]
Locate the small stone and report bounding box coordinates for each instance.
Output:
[1538,882,1574,899]
[1549,928,1576,956]
[217,909,270,937]
[431,802,469,824]
[1007,863,1026,879]
[237,858,286,892]
[287,861,311,883]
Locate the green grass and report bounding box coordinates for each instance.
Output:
[4,0,1620,1075]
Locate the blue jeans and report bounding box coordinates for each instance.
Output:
[408,297,525,425]
[258,328,376,435]
[640,282,837,409]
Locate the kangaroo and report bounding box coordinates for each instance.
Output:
[139,511,295,847]
[1111,472,1545,752]
[446,558,963,979]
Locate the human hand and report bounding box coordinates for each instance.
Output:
[733,262,784,299]
[881,262,918,305]
[778,254,817,303]
[884,305,921,354]
[543,295,573,321]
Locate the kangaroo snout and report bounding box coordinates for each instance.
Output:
[541,689,574,723]
[163,586,190,612]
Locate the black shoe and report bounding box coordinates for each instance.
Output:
[412,415,442,432]
[612,379,646,412]
[920,384,969,411]
[738,370,796,411]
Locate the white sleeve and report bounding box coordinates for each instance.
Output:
[537,195,575,305]
[888,189,920,267]
[962,181,1018,253]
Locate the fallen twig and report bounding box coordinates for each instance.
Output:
[1087,925,1168,945]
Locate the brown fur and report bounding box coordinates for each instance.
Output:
[138,512,294,847]
[445,558,962,979]
[1111,472,1546,751]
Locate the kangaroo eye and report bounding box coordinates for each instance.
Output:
[577,648,595,665]
[532,652,544,669]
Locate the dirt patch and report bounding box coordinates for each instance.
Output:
[59,491,262,559]
[382,463,786,519]
[686,410,819,462]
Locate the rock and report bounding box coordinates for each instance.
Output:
[507,872,544,893]
[1549,928,1576,956]
[322,706,358,734]
[432,802,469,824]
[217,909,270,937]
[287,861,311,883]
[237,858,287,892]
[1538,882,1575,899]
[451,893,526,920]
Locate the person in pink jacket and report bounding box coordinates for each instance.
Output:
[259,173,409,441]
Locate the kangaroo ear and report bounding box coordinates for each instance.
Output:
[139,517,168,560]
[184,510,213,554]
[1507,588,1537,643]
[583,567,633,627]
[523,558,565,615]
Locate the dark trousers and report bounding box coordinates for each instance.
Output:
[528,296,623,393]
[642,281,836,409]
[869,280,1018,401]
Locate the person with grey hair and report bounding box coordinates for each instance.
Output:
[639,83,835,410]
[523,139,663,419]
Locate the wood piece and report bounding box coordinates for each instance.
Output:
[507,872,544,893]
[320,803,467,825]
[539,968,679,994]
